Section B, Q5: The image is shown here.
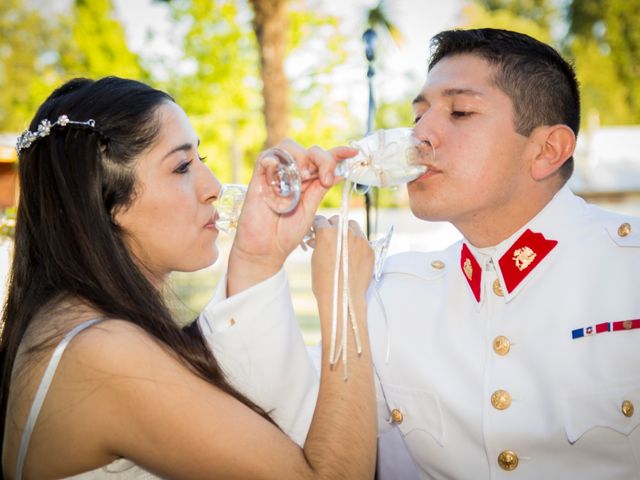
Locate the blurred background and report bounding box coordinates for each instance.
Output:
[1,0,639,341]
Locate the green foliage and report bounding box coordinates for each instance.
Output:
[366,0,404,45]
[569,35,634,125]
[285,2,361,207]
[60,0,146,80]
[475,0,556,31]
[461,2,552,43]
[463,0,640,126]
[161,0,360,193]
[0,0,146,132]
[0,1,66,130]
[568,0,640,124]
[162,0,264,184]
[0,206,16,240]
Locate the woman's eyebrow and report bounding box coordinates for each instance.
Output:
[161,139,200,162]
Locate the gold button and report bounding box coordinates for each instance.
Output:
[229,318,236,326]
[623,320,633,330]
[618,222,631,237]
[390,408,403,424]
[431,260,445,269]
[498,450,519,471]
[491,390,512,410]
[493,336,511,356]
[622,400,634,417]
[492,278,504,297]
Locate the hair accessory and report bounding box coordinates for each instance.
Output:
[16,115,98,154]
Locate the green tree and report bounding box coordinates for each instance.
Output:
[475,0,556,31]
[248,0,289,148]
[160,0,263,183]
[463,0,640,125]
[461,2,553,44]
[0,1,66,130]
[60,0,146,80]
[568,0,640,124]
[161,0,357,191]
[0,0,145,131]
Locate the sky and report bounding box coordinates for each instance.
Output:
[112,0,466,122]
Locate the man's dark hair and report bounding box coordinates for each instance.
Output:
[429,28,580,182]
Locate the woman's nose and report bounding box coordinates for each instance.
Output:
[198,162,221,204]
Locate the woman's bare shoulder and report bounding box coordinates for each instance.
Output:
[5,314,189,478]
[8,310,309,479]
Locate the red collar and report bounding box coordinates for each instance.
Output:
[460,243,482,302]
[460,229,558,303]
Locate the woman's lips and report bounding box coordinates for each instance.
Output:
[204,212,219,229]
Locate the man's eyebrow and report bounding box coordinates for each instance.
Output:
[412,88,484,105]
[442,88,484,97]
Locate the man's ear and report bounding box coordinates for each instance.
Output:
[529,124,576,181]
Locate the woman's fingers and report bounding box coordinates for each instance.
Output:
[276,140,358,188]
[347,219,367,239]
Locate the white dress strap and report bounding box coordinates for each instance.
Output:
[15,317,106,480]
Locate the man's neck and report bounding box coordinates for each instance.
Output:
[457,186,561,248]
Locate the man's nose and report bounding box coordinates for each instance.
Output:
[413,112,439,151]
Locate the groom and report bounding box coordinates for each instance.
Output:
[202,28,640,479]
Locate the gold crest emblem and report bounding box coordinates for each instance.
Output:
[463,258,473,280]
[512,246,537,271]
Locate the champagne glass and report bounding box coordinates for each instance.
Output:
[257,127,434,214]
[215,184,247,234]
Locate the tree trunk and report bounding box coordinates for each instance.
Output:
[249,0,289,148]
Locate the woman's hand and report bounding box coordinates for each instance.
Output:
[311,215,374,326]
[227,140,357,295]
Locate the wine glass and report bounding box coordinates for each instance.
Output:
[215,184,247,234]
[257,127,434,214]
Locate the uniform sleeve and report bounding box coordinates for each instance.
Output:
[198,268,319,446]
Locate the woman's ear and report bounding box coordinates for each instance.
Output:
[529,124,576,181]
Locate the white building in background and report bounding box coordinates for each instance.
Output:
[571,121,640,197]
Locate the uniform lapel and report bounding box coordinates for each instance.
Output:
[460,243,482,303]
[497,229,558,294]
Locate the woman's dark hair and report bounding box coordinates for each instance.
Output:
[428,28,581,183]
[0,77,272,465]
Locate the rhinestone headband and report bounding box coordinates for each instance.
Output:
[16,115,99,154]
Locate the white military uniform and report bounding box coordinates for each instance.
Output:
[201,186,640,479]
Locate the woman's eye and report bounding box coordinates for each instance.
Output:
[174,160,193,174]
[198,154,207,163]
[413,114,423,125]
[452,111,473,119]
